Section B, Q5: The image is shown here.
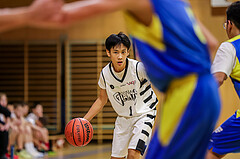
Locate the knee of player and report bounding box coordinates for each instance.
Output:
[24,125,32,134]
[127,149,141,159]
[43,127,49,134]
[34,130,42,138]
[11,125,19,134]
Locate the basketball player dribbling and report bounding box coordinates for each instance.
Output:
[0,0,221,158]
[84,32,158,159]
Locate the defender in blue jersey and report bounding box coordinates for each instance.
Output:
[207,1,240,159]
[32,0,221,158]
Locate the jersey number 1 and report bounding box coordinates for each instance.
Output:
[129,106,133,116]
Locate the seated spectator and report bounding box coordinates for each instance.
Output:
[22,103,45,158]
[34,117,49,151]
[22,103,29,118]
[7,103,32,159]
[26,103,49,152]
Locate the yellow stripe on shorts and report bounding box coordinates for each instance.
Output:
[159,74,197,146]
[236,109,240,118]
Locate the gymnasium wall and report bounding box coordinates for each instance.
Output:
[0,0,238,135]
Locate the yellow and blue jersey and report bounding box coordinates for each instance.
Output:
[125,0,220,158]
[229,35,240,97]
[208,35,240,155]
[125,0,210,92]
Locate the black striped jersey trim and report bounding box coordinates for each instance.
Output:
[141,130,149,137]
[144,122,153,129]
[109,58,129,83]
[101,71,106,87]
[136,62,148,88]
[144,91,153,103]
[140,79,148,88]
[136,62,141,83]
[136,139,146,156]
[140,84,151,96]
[149,98,158,109]
[147,114,156,119]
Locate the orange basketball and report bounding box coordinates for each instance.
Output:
[64,118,93,147]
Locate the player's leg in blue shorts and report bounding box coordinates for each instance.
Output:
[208,109,240,155]
[145,73,221,159]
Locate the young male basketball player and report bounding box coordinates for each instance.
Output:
[84,32,158,159]
[206,1,240,159]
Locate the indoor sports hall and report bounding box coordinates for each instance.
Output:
[0,0,240,159]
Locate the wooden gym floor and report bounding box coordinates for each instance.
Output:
[44,143,240,159]
[48,143,112,159]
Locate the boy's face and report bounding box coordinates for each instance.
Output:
[23,105,29,116]
[0,95,8,107]
[7,104,14,112]
[107,43,129,72]
[15,105,23,118]
[33,104,43,117]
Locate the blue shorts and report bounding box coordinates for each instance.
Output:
[145,74,220,159]
[208,110,240,155]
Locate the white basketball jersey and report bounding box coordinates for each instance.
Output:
[100,58,158,117]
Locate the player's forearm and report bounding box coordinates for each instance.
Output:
[84,98,106,121]
[0,7,31,32]
[0,22,25,33]
[0,7,30,22]
[28,20,66,30]
[61,0,131,26]
[61,1,105,25]
[213,72,227,87]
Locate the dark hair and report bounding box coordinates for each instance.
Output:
[14,103,23,109]
[0,93,7,99]
[31,102,41,110]
[105,32,131,51]
[22,102,28,106]
[39,117,48,127]
[7,102,14,105]
[227,1,240,30]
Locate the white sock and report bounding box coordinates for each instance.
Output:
[25,142,44,157]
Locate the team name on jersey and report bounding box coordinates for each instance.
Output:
[113,89,137,106]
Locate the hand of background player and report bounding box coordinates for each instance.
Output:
[27,0,63,25]
[27,0,68,29]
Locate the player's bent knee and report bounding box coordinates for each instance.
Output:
[127,149,141,159]
[43,127,48,134]
[212,151,225,159]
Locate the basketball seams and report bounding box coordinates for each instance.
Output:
[72,119,79,146]
[78,118,85,146]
